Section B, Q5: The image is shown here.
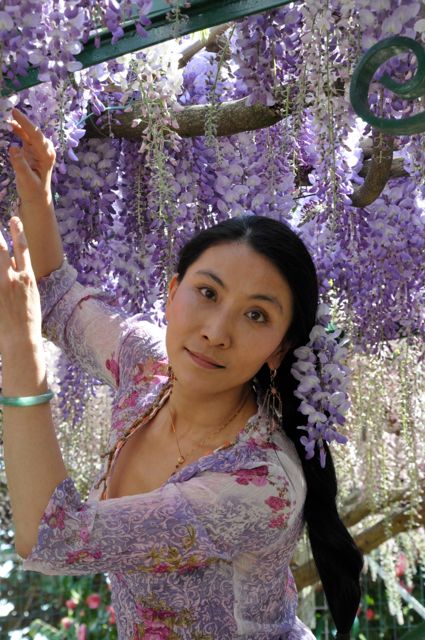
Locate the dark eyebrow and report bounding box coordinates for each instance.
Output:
[195,270,283,313]
[250,293,283,313]
[196,270,226,288]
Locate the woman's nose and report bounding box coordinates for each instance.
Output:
[201,312,232,348]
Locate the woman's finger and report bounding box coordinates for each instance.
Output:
[9,217,33,274]
[11,108,44,142]
[7,119,31,145]
[8,146,40,180]
[0,225,12,271]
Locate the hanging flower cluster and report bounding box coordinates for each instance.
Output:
[0,5,424,618]
[0,0,153,94]
[291,303,350,468]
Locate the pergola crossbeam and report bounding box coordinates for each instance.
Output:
[2,0,295,96]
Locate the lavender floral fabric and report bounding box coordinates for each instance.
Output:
[21,259,315,640]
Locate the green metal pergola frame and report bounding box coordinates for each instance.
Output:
[3,0,425,134]
[2,0,294,96]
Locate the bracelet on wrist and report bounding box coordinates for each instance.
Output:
[0,390,54,407]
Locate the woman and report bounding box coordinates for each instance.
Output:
[2,108,363,639]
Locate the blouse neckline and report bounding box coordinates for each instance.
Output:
[97,377,279,500]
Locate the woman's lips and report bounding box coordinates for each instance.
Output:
[185,349,224,369]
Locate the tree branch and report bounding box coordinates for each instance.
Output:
[340,488,408,528]
[291,496,424,591]
[349,132,395,207]
[178,23,232,68]
[84,96,284,139]
[84,99,406,207]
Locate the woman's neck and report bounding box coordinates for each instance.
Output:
[168,380,257,438]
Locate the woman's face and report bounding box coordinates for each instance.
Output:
[165,242,293,395]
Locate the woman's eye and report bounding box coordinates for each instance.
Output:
[198,287,216,300]
[246,310,267,323]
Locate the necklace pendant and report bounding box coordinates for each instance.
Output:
[177,455,185,465]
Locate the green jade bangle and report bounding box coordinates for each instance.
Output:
[0,390,54,407]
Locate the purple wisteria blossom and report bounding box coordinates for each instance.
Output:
[0,0,423,438]
[291,304,350,468]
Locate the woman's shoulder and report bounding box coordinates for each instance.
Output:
[111,316,168,388]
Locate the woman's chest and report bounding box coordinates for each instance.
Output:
[104,412,238,500]
[105,419,180,499]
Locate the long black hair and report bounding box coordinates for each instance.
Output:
[176,215,363,637]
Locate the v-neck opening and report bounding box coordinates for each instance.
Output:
[100,379,268,500]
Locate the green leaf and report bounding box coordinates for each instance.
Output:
[28,618,63,640]
[399,622,425,640]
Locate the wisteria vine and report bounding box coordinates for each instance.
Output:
[0,1,424,618]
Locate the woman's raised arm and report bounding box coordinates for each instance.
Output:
[7,107,64,281]
[0,218,68,559]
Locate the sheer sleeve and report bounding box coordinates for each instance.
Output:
[37,257,166,390]
[20,462,301,576]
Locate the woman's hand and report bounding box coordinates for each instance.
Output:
[5,108,64,282]
[7,108,56,204]
[0,217,42,354]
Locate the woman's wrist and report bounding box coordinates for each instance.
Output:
[1,336,47,397]
[19,192,54,211]
[2,334,44,360]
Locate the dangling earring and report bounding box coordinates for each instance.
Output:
[168,365,176,382]
[265,367,283,421]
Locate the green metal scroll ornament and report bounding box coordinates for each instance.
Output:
[350,35,425,135]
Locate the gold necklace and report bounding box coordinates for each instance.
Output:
[168,388,251,471]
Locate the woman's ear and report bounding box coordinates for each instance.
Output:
[165,273,180,321]
[267,338,292,370]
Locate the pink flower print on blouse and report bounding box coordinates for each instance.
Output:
[265,492,293,529]
[129,524,218,577]
[105,355,120,386]
[133,621,172,640]
[246,436,281,451]
[42,505,66,530]
[134,602,178,639]
[132,357,169,387]
[117,389,140,410]
[112,417,128,435]
[79,527,90,543]
[66,548,102,565]
[265,495,290,512]
[231,465,269,486]
[269,512,290,528]
[133,595,214,640]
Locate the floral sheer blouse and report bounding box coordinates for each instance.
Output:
[20,258,315,640]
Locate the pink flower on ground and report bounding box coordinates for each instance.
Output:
[86,593,101,609]
[61,617,73,629]
[65,598,78,610]
[232,465,269,486]
[265,495,289,511]
[77,623,87,640]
